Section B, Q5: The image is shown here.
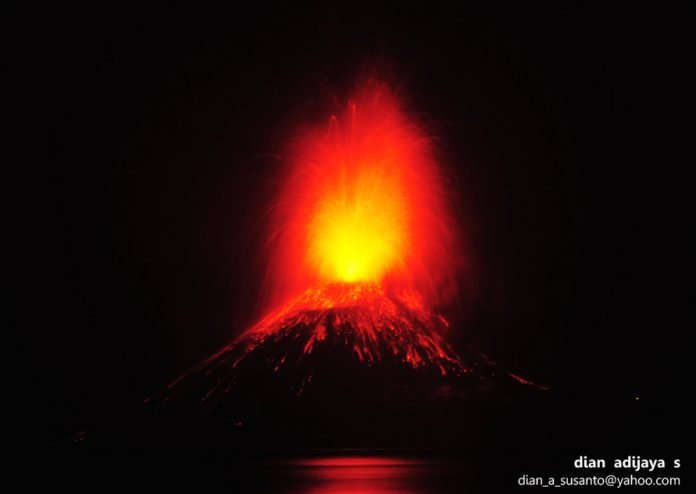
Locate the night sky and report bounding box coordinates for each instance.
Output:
[41,2,684,478]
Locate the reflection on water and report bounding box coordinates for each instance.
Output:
[278,456,444,494]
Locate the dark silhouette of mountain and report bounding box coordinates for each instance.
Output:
[83,283,546,448]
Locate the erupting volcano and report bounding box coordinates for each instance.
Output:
[92,79,545,447]
[242,79,465,375]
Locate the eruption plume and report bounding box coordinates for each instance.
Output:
[264,79,461,309]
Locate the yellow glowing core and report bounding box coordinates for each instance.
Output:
[307,166,408,283]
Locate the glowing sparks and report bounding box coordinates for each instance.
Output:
[184,80,471,402]
[234,80,467,380]
[174,282,468,408]
[248,282,459,375]
[265,80,462,308]
[149,279,546,413]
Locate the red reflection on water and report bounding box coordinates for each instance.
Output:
[287,456,434,494]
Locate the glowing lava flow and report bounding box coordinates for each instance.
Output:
[160,282,469,412]
[245,283,461,375]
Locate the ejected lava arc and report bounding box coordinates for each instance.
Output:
[265,79,461,310]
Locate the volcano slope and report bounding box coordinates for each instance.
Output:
[85,283,547,448]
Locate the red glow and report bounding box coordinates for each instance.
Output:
[297,457,422,467]
[264,79,462,309]
[139,81,549,430]
[159,80,476,402]
[284,456,436,494]
[243,282,464,376]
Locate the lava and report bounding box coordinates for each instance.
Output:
[245,80,464,373]
[157,282,470,412]
[264,79,462,309]
[151,280,544,417]
[244,282,461,375]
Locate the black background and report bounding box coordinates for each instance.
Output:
[40,1,685,485]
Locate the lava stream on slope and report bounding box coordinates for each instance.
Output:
[148,283,544,418]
